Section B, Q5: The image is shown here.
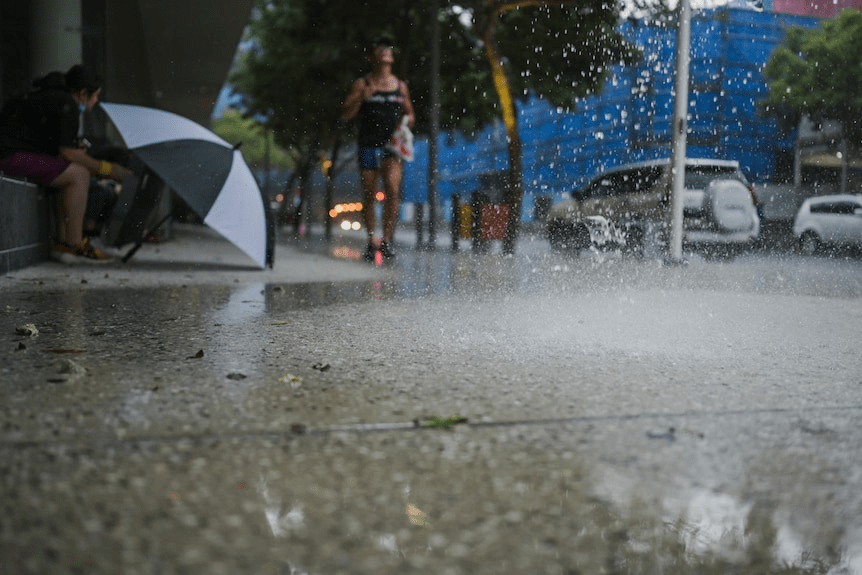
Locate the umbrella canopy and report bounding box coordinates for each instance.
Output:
[100,103,273,268]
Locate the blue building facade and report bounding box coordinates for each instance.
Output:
[402,7,821,222]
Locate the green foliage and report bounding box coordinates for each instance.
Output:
[231,0,638,148]
[763,9,862,146]
[230,0,366,155]
[211,109,293,170]
[423,8,502,136]
[483,2,639,107]
[419,1,638,134]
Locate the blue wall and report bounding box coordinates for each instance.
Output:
[403,7,821,221]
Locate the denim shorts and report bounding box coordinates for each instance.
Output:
[358,147,395,170]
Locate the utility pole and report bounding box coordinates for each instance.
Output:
[669,0,691,264]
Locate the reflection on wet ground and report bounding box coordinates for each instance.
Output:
[3,414,861,574]
[2,232,862,573]
[307,232,862,300]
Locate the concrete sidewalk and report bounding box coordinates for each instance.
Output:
[0,219,525,290]
[1,223,385,290]
[2,222,862,574]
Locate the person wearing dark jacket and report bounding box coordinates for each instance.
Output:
[0,65,132,263]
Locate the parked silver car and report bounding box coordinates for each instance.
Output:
[793,194,862,255]
[546,158,760,255]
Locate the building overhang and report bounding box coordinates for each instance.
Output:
[103,0,253,125]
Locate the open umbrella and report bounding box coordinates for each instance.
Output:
[100,102,274,268]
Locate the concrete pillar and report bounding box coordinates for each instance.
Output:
[30,0,82,77]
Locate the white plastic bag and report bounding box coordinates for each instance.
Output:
[387,116,414,162]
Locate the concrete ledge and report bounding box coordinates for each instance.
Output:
[0,175,52,274]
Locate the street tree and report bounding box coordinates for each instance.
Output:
[230,0,378,230]
[212,109,293,172]
[458,0,638,252]
[232,0,637,246]
[763,9,862,150]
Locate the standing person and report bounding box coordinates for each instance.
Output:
[0,65,132,263]
[341,35,415,261]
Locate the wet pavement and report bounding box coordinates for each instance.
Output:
[2,223,862,574]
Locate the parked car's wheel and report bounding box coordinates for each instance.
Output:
[548,220,591,253]
[570,223,591,252]
[621,225,645,258]
[547,220,568,252]
[799,231,821,256]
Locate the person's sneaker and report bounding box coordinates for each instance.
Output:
[51,238,114,264]
[362,242,377,262]
[379,241,396,260]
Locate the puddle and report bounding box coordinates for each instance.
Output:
[3,422,860,574]
[3,248,862,573]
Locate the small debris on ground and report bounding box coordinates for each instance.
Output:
[227,373,247,380]
[406,504,428,526]
[646,426,704,440]
[646,427,676,441]
[50,358,88,383]
[279,374,303,388]
[58,359,86,375]
[186,349,205,359]
[423,416,468,429]
[312,363,330,372]
[15,323,38,336]
[44,348,86,354]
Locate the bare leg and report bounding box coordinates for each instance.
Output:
[50,163,90,246]
[360,169,380,243]
[381,156,402,243]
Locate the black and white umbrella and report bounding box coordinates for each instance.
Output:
[100,103,273,268]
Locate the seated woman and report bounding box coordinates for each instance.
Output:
[0,65,132,263]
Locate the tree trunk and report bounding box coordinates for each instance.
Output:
[502,128,524,255]
[324,137,342,240]
[293,153,314,237]
[483,7,523,255]
[483,0,582,254]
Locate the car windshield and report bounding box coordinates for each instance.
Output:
[684,166,744,189]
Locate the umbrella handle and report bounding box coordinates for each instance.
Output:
[122,213,172,263]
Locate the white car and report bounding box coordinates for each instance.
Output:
[546,158,760,255]
[793,194,862,255]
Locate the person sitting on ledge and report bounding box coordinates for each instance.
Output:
[0,65,132,263]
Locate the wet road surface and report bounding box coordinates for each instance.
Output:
[2,225,861,574]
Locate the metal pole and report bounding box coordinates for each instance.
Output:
[415,203,425,245]
[669,0,691,263]
[427,0,440,249]
[793,142,802,188]
[451,194,460,251]
[840,138,848,196]
[264,126,271,200]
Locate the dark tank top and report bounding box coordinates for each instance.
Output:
[358,77,404,148]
